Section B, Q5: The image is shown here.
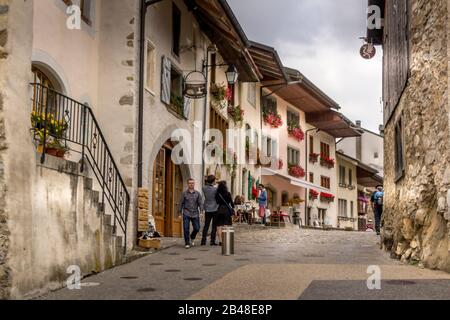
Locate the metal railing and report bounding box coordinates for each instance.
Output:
[30,83,129,251]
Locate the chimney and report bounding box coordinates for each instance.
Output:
[356,120,362,128]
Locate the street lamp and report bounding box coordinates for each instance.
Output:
[225,65,239,86]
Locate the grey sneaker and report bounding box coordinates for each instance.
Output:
[185,244,191,249]
[191,240,195,247]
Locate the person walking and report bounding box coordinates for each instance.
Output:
[201,175,219,246]
[215,181,234,246]
[180,178,203,249]
[257,184,268,226]
[371,185,384,236]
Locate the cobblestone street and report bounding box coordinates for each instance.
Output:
[38,226,450,300]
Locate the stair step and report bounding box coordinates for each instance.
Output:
[103,214,112,226]
[83,177,93,190]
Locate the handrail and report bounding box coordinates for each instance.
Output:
[30,83,129,253]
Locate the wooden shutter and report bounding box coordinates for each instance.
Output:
[161,55,171,105]
[383,0,410,124]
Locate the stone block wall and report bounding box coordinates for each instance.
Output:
[0,0,11,300]
[382,0,450,272]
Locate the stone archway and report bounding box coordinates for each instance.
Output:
[146,125,194,237]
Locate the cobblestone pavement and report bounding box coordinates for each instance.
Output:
[38,225,450,300]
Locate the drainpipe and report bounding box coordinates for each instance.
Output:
[138,0,164,188]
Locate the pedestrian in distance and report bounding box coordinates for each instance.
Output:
[201,175,219,246]
[371,185,384,236]
[215,181,235,246]
[257,184,268,226]
[180,178,204,249]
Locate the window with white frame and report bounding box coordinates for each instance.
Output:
[287,147,300,166]
[339,165,346,185]
[247,83,256,107]
[338,199,348,217]
[145,39,156,93]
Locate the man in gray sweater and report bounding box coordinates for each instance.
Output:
[201,175,219,246]
[180,178,204,249]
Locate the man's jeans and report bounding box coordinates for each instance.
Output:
[183,215,200,245]
[201,211,217,244]
[374,205,383,234]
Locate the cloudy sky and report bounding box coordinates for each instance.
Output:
[228,0,383,133]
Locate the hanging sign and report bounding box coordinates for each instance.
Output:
[183,71,207,99]
[360,43,376,59]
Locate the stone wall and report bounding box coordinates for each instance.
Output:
[8,155,123,299]
[0,0,11,300]
[382,0,450,272]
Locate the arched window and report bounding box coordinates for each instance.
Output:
[31,66,57,113]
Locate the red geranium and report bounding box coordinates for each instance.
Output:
[288,165,306,178]
[320,154,336,168]
[288,124,305,142]
[264,112,283,128]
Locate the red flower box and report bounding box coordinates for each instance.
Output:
[320,154,335,168]
[288,165,306,179]
[263,112,283,128]
[288,125,305,142]
[309,153,319,163]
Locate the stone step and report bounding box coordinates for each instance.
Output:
[103,214,112,226]
[83,177,93,190]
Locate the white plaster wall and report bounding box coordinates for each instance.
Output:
[336,156,358,230]
[307,125,338,227]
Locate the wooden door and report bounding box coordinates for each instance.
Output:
[152,148,166,235]
[172,165,183,237]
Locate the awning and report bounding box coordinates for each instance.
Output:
[337,151,383,188]
[262,168,332,193]
[306,110,362,138]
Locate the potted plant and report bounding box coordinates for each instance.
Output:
[288,165,306,178]
[170,93,184,116]
[210,83,231,109]
[309,153,319,164]
[227,105,244,127]
[31,111,69,158]
[278,159,284,170]
[263,111,283,128]
[288,121,305,142]
[320,154,335,168]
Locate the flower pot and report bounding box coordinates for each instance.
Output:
[37,145,65,158]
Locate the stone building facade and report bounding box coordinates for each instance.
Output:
[374,0,450,271]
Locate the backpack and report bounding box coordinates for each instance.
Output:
[376,194,384,206]
[370,192,376,203]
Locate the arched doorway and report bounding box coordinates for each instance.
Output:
[152,140,185,237]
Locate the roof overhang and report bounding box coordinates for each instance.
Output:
[306,111,363,138]
[249,41,289,82]
[185,0,262,82]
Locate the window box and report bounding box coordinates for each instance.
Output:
[287,123,305,142]
[320,155,335,169]
[309,153,319,164]
[288,165,306,179]
[263,112,283,128]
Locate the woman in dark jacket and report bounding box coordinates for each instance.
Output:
[215,181,234,245]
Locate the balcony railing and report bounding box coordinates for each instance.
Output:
[30,83,129,252]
